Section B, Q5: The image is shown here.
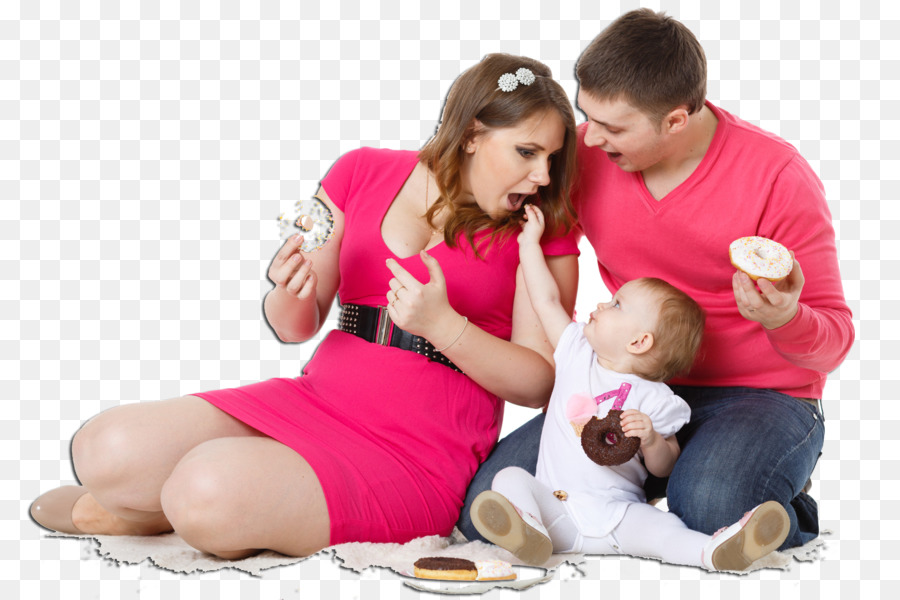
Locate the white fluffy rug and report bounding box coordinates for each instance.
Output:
[50,527,828,592]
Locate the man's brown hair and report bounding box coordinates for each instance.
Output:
[576,9,707,124]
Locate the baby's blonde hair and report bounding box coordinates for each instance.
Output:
[632,277,705,382]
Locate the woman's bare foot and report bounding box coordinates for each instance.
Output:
[71,493,173,536]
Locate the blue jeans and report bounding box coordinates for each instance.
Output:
[457,386,825,550]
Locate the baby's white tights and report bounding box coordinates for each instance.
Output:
[492,466,710,567]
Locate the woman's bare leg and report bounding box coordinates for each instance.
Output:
[69,395,265,535]
[160,436,330,559]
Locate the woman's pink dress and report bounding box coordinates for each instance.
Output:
[196,147,574,545]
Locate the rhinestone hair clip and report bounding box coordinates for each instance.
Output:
[497,67,536,92]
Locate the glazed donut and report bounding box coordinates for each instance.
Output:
[729,236,793,282]
[277,196,335,252]
[581,410,640,466]
[413,557,478,581]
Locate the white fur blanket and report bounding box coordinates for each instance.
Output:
[50,527,827,593]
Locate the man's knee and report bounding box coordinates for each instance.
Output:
[666,463,758,534]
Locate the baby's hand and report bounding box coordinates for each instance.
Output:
[620,409,660,448]
[517,204,545,246]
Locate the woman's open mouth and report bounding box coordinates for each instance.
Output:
[507,193,527,211]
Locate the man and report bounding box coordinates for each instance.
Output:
[459,8,853,551]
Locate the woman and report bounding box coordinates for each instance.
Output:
[29,53,580,559]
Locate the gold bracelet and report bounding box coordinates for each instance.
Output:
[436,316,468,353]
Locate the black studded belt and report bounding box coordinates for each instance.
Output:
[337,303,463,373]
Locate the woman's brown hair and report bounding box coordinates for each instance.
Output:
[418,53,577,256]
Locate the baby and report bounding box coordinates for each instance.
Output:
[469,204,791,571]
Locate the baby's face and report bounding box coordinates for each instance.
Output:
[584,280,660,360]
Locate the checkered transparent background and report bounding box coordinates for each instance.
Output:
[3,0,896,598]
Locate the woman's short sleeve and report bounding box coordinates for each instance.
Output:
[541,223,582,257]
[320,148,365,212]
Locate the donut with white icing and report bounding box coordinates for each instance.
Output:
[729,236,793,282]
[475,560,516,581]
[277,196,335,252]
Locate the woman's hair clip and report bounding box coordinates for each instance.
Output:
[497,68,536,92]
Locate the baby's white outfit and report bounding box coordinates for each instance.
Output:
[492,322,711,566]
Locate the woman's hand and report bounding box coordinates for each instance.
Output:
[732,254,804,330]
[268,234,318,301]
[385,250,461,345]
[264,187,343,343]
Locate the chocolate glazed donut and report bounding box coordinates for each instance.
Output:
[581,410,640,466]
[413,557,477,581]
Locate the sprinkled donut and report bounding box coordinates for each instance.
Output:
[474,560,516,581]
[581,410,640,466]
[277,196,335,252]
[729,236,793,282]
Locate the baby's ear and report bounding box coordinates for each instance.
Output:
[627,332,654,355]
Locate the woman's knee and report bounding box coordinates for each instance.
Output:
[159,450,237,548]
[71,405,146,489]
[160,438,329,557]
